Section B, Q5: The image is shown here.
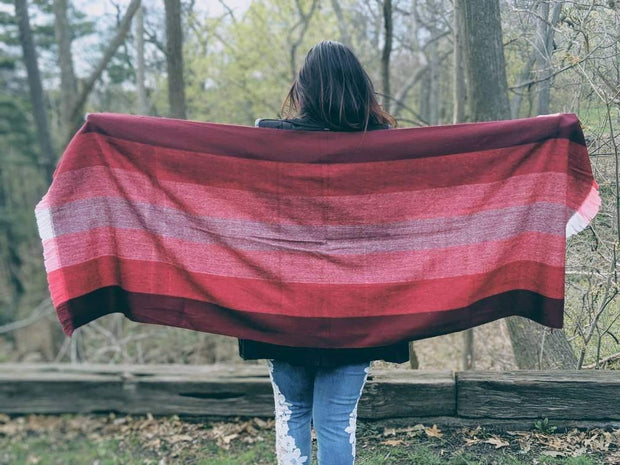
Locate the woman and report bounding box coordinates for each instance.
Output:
[238,40,408,465]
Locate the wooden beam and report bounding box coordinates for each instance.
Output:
[0,364,617,424]
[457,370,620,420]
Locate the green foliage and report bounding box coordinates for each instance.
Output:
[0,95,37,165]
[182,0,340,125]
[533,417,558,434]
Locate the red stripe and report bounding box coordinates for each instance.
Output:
[55,133,583,197]
[48,255,565,317]
[45,227,566,282]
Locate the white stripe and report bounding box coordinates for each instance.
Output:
[34,206,55,242]
[566,183,601,238]
[566,211,588,237]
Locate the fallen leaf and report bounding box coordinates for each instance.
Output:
[222,433,239,444]
[384,425,424,437]
[484,436,510,449]
[146,438,161,449]
[463,437,482,446]
[169,434,193,444]
[462,425,482,437]
[517,437,531,453]
[425,424,443,439]
[380,438,405,446]
[569,447,587,457]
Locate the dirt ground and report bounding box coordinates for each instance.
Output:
[0,412,618,464]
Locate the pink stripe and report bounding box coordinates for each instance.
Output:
[577,180,601,219]
[42,227,565,283]
[43,165,572,224]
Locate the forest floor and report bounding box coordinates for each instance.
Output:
[0,412,618,465]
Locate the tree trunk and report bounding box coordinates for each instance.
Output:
[453,1,474,368]
[408,341,419,369]
[14,0,56,184]
[54,0,142,148]
[53,0,78,145]
[392,54,427,120]
[510,49,537,119]
[330,0,351,47]
[136,4,149,115]
[0,166,24,323]
[462,328,474,369]
[419,68,431,122]
[381,0,393,113]
[457,0,577,369]
[458,0,510,121]
[505,320,577,369]
[428,39,440,125]
[536,2,562,115]
[453,0,466,123]
[11,0,52,352]
[289,0,319,81]
[164,0,186,119]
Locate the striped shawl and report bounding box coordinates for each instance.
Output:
[34,112,600,347]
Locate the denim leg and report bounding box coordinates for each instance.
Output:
[266,359,314,465]
[312,361,371,465]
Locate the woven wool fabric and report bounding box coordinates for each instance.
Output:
[34,112,600,347]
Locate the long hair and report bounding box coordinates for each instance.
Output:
[280,40,397,131]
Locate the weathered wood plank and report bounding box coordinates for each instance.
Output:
[457,370,620,420]
[0,363,455,420]
[362,370,455,419]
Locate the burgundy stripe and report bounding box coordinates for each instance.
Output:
[57,286,563,346]
[79,112,585,164]
[56,134,578,197]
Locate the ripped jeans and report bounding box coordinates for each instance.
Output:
[266,358,372,465]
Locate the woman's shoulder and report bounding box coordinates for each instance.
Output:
[255,117,392,131]
[255,118,293,129]
[255,117,330,131]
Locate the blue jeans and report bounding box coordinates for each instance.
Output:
[266,358,372,465]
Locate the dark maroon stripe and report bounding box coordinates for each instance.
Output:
[79,112,585,163]
[57,286,563,347]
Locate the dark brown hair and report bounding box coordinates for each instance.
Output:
[280,40,397,131]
